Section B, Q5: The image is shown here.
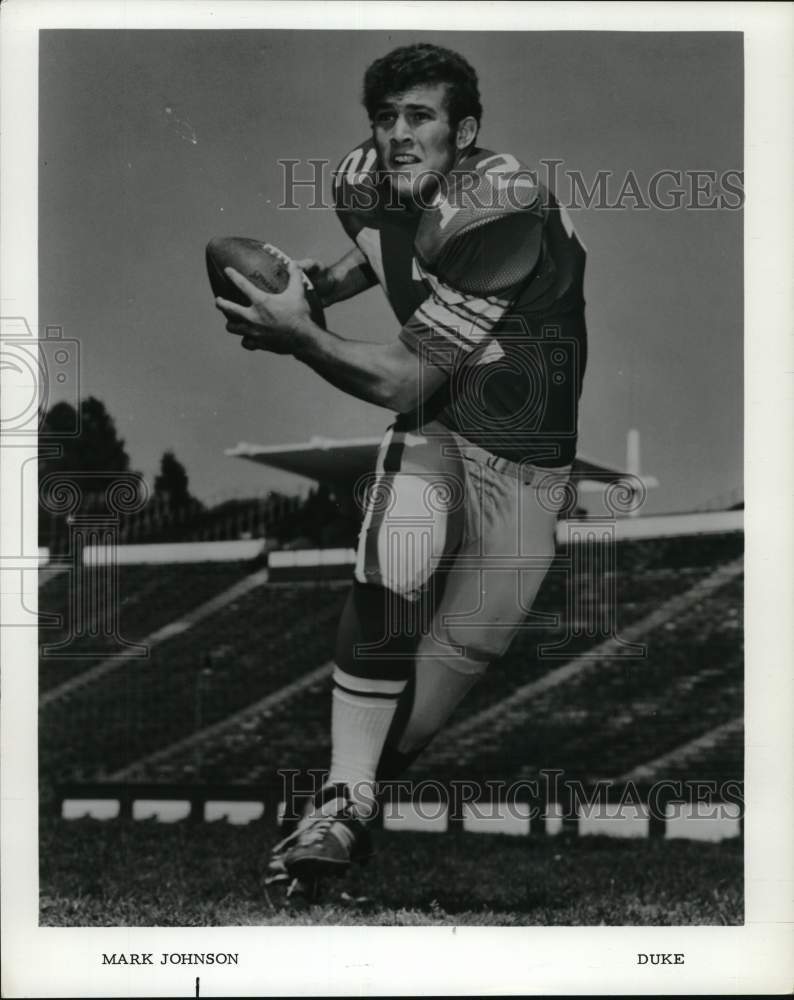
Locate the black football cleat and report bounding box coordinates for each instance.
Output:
[270,783,372,884]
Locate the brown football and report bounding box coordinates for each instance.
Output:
[206,236,325,328]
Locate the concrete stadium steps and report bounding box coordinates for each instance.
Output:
[426,561,720,734]
[39,567,273,707]
[613,716,744,786]
[39,583,348,782]
[419,571,743,785]
[39,532,744,791]
[605,530,743,573]
[37,564,69,589]
[131,559,734,786]
[131,680,334,784]
[38,561,260,691]
[111,658,335,783]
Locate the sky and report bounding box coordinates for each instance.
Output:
[38,29,743,515]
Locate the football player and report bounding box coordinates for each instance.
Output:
[216,43,588,888]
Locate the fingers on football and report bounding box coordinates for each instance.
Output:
[223,266,261,298]
[215,296,249,320]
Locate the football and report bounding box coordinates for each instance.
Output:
[206,237,325,328]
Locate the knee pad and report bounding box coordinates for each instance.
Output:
[335,581,421,683]
[353,426,465,601]
[354,472,460,599]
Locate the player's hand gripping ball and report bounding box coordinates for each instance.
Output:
[207,237,326,351]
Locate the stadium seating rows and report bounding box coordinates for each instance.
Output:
[39,532,743,794]
[38,561,261,691]
[40,581,348,782]
[423,573,743,785]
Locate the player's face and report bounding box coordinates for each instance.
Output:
[372,84,459,205]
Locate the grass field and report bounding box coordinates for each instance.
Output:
[41,817,742,927]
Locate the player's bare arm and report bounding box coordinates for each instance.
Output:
[295,247,377,307]
[216,260,446,411]
[291,324,444,413]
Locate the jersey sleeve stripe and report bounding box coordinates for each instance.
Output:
[427,280,510,318]
[419,280,508,344]
[427,292,503,330]
[414,303,479,351]
[417,265,512,336]
[417,262,510,310]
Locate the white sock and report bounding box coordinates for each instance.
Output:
[326,667,406,816]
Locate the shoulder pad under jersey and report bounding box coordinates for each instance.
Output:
[415,149,545,295]
[332,139,381,241]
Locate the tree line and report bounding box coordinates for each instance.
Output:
[38,398,358,549]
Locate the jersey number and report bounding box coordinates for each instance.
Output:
[435,194,459,230]
[479,154,580,243]
[435,154,524,230]
[335,147,377,187]
[476,152,521,176]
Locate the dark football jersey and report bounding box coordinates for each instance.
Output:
[333,140,588,467]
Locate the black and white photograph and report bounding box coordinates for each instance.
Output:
[1,2,792,997]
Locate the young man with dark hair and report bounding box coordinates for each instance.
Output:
[216,42,588,891]
[362,42,483,136]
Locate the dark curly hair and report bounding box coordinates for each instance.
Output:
[363,43,482,133]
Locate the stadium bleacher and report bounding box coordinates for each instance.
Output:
[40,530,743,812]
[423,570,743,786]
[40,578,348,783]
[38,561,261,691]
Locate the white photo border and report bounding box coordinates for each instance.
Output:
[1,2,792,996]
